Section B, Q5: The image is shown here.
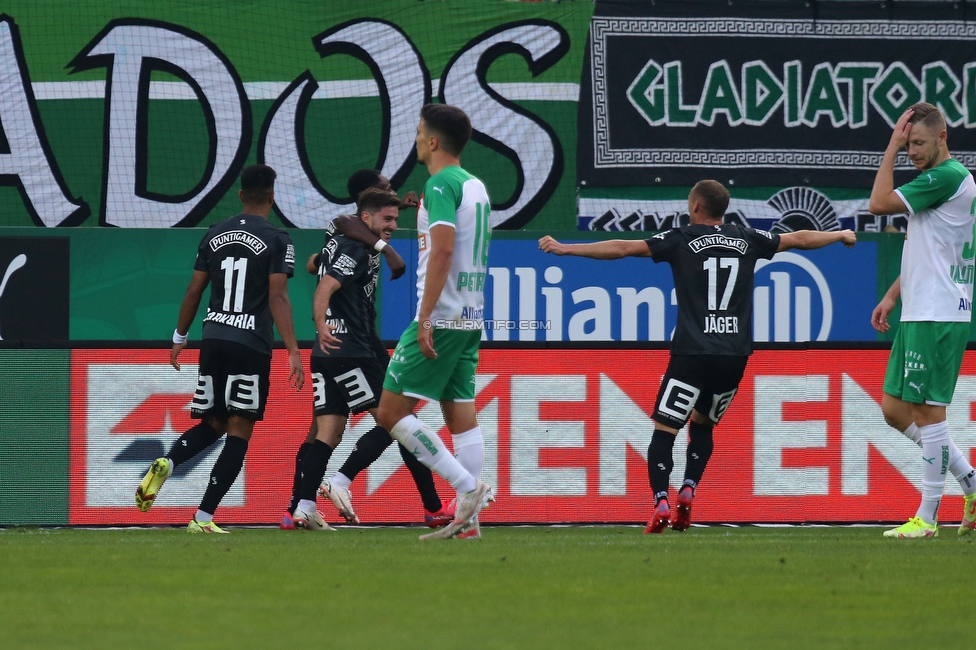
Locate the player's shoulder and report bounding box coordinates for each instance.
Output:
[936,158,970,176]
[924,158,971,187]
[428,166,481,193]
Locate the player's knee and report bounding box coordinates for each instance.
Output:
[882,408,909,431]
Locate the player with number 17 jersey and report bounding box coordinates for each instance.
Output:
[196,214,295,355]
[646,224,780,356]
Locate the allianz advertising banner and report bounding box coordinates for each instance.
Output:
[69,347,976,525]
[379,238,879,342]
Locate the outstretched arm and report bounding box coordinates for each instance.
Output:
[539,235,651,259]
[777,229,856,252]
[171,270,209,371]
[333,215,405,280]
[269,273,304,391]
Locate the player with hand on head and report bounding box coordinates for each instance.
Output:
[136,164,304,533]
[540,180,855,533]
[868,102,976,539]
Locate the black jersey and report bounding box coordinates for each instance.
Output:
[646,223,780,356]
[195,213,295,356]
[311,222,380,358]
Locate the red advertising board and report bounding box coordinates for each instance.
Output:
[69,348,976,525]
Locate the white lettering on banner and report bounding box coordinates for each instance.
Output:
[71,22,248,227]
[568,287,612,340]
[841,374,921,494]
[754,253,833,343]
[346,375,498,495]
[598,374,689,495]
[840,374,976,496]
[0,17,88,226]
[753,375,829,495]
[510,375,587,496]
[84,364,244,507]
[487,254,831,343]
[262,25,425,227]
[441,23,566,229]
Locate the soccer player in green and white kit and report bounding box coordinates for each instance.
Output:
[869,102,976,538]
[376,104,492,540]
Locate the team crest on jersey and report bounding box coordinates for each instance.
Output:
[209,230,267,255]
[333,254,357,276]
[688,234,748,254]
[324,238,339,263]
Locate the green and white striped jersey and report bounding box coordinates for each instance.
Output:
[415,165,491,327]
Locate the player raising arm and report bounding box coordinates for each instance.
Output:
[540,180,854,534]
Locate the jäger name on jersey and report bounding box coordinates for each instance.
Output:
[703,314,739,334]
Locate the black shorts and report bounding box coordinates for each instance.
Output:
[311,355,386,417]
[652,354,749,429]
[191,339,271,422]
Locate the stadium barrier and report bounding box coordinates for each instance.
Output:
[4,344,975,526]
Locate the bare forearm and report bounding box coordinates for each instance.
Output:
[869,145,900,214]
[334,214,378,247]
[562,240,649,259]
[269,293,300,353]
[884,276,901,303]
[312,281,337,330]
[789,230,846,250]
[175,291,202,335]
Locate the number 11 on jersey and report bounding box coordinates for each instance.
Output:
[220,256,248,313]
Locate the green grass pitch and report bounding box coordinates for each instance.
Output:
[1,525,973,649]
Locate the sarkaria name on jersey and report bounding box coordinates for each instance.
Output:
[688,234,748,254]
[325,318,348,334]
[703,314,739,334]
[208,231,267,255]
[204,309,256,330]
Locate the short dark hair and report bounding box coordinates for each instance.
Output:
[346,169,390,201]
[420,103,472,157]
[240,164,276,205]
[357,187,400,216]
[690,180,730,219]
[908,102,947,133]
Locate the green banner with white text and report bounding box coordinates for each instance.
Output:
[0,0,592,232]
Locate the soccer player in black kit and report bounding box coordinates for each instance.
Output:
[288,187,404,529]
[539,180,856,533]
[135,164,304,533]
[281,172,453,529]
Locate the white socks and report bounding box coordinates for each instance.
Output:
[194,509,213,524]
[902,422,976,496]
[390,415,477,494]
[452,427,484,480]
[298,499,316,514]
[915,421,950,525]
[330,472,352,490]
